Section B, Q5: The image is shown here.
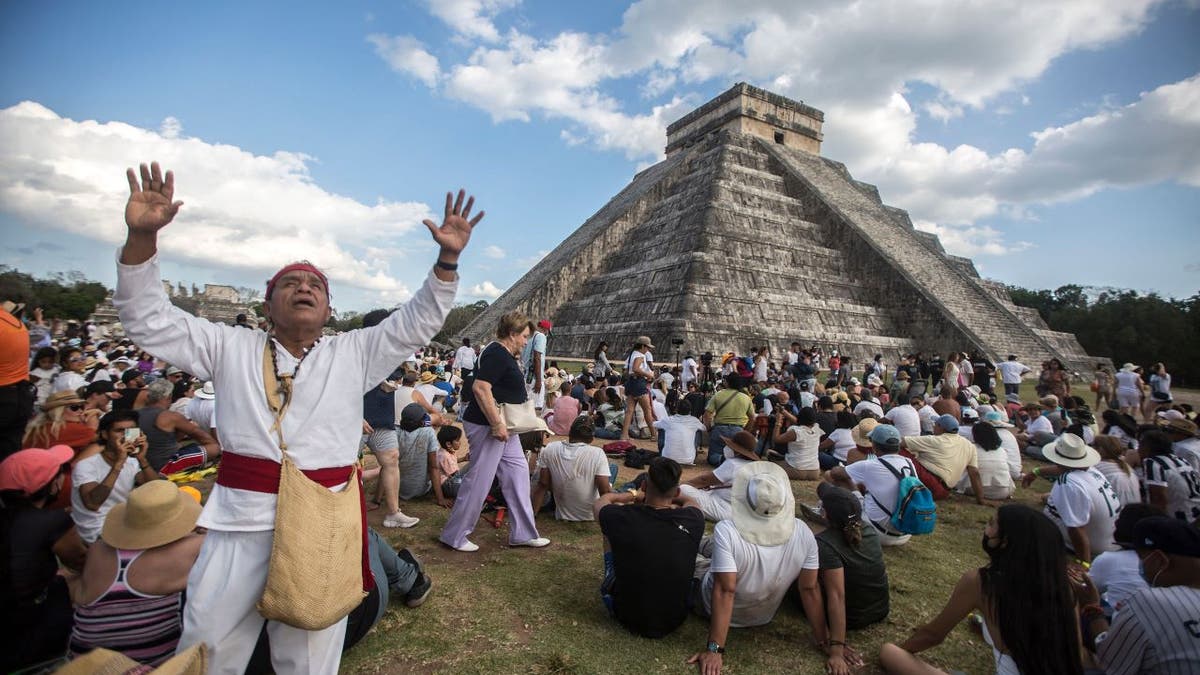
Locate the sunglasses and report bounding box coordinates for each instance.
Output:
[68,356,85,363]
[67,404,84,412]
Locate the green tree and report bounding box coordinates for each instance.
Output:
[0,266,110,322]
[433,300,489,345]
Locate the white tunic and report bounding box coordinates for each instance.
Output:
[114,252,457,531]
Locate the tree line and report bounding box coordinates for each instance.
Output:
[1008,284,1200,388]
[0,266,109,322]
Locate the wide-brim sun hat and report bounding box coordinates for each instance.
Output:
[731,461,796,547]
[42,390,84,411]
[850,418,880,447]
[101,480,202,550]
[1041,433,1101,469]
[721,430,762,460]
[194,381,215,400]
[1121,363,1137,372]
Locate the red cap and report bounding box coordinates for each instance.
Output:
[537,319,552,330]
[265,263,330,300]
[0,445,74,495]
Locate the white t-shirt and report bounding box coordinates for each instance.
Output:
[1096,461,1140,507]
[702,518,819,627]
[995,361,1029,384]
[654,414,706,465]
[826,428,855,462]
[1026,415,1053,437]
[1088,548,1148,611]
[71,453,140,543]
[1114,370,1141,394]
[454,345,476,371]
[997,428,1022,480]
[1172,437,1200,475]
[1045,467,1121,558]
[536,441,611,521]
[917,405,938,434]
[853,399,884,418]
[186,397,217,435]
[845,454,918,526]
[884,405,921,438]
[955,445,1013,494]
[797,391,817,409]
[1142,454,1200,523]
[784,425,821,471]
[53,370,87,394]
[31,365,59,405]
[681,357,698,386]
[753,356,768,383]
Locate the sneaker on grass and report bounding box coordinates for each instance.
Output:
[405,574,433,607]
[383,511,420,528]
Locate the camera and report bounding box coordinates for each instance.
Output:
[670,338,685,346]
[700,351,714,366]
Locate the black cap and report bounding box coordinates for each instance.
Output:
[1133,516,1200,557]
[84,380,117,397]
[817,482,862,528]
[399,402,431,432]
[121,369,144,384]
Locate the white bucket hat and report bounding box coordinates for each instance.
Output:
[1041,433,1100,469]
[731,462,796,546]
[194,381,215,400]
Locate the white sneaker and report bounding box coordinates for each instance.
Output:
[449,539,479,552]
[383,511,420,529]
[510,537,551,548]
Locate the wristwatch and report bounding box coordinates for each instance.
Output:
[706,641,725,654]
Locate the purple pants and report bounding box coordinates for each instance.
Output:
[439,421,540,547]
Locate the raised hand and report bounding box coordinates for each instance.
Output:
[125,161,183,234]
[423,189,484,258]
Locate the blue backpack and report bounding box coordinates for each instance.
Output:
[871,457,936,535]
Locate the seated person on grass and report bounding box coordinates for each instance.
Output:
[395,403,453,511]
[678,430,761,523]
[689,462,833,674]
[655,399,706,465]
[545,380,581,436]
[530,416,614,521]
[829,424,918,546]
[595,457,704,639]
[593,387,625,440]
[900,414,986,503]
[435,426,465,500]
[771,406,822,480]
[811,483,887,672]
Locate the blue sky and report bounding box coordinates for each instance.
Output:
[1,0,1197,315]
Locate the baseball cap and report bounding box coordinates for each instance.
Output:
[1133,516,1200,557]
[537,319,552,330]
[817,482,863,529]
[935,414,960,433]
[84,380,120,398]
[962,408,980,421]
[121,369,144,384]
[399,402,431,431]
[0,445,74,495]
[867,424,902,449]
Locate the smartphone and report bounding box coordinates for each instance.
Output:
[124,428,142,443]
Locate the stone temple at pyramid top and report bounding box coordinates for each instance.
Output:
[666,82,825,157]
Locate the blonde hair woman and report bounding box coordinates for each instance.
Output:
[22,391,98,454]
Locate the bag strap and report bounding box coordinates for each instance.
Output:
[712,390,739,418]
[869,456,915,517]
[262,341,295,452]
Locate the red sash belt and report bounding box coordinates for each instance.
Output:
[216,451,374,592]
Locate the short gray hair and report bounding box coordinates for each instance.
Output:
[146,379,175,404]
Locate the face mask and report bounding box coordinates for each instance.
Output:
[981,533,1003,557]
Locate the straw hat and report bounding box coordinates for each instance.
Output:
[42,390,84,411]
[731,461,796,547]
[194,381,215,400]
[720,430,763,460]
[1038,395,1060,409]
[418,371,437,385]
[1121,363,1137,372]
[54,643,207,675]
[101,480,202,550]
[1041,433,1100,469]
[850,418,880,447]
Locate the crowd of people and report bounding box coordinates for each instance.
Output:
[1,161,1198,674]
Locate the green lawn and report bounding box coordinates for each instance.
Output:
[340,381,1069,674]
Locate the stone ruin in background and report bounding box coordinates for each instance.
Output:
[463,82,1097,372]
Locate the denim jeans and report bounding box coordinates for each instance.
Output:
[708,424,743,466]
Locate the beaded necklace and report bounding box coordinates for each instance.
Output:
[266,336,320,416]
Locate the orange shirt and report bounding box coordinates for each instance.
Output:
[0,310,29,386]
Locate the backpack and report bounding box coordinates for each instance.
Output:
[736,357,754,379]
[871,457,936,535]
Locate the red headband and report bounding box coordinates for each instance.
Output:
[265,263,330,300]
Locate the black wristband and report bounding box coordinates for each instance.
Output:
[435,259,459,271]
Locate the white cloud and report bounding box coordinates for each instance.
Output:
[159,116,182,139]
[368,0,1192,258]
[913,220,1033,258]
[482,245,505,258]
[468,280,505,299]
[0,101,437,299]
[424,0,520,43]
[516,249,549,268]
[368,34,441,87]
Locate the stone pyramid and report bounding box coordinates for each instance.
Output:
[463,83,1095,371]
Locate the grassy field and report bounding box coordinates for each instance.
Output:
[337,380,1115,675]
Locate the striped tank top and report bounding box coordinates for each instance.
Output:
[69,548,183,666]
